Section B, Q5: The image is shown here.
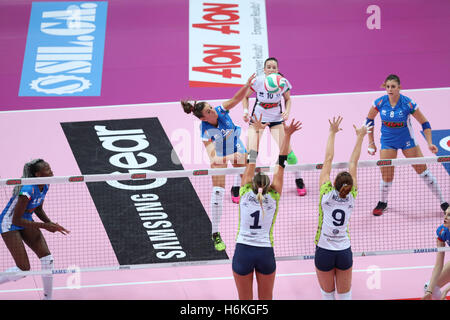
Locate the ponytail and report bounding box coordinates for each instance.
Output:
[339,184,352,198]
[252,172,271,220]
[334,171,353,199]
[181,99,206,119]
[13,159,45,195]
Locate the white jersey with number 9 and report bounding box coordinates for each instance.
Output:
[314,181,357,251]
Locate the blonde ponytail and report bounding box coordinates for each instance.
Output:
[256,187,266,220]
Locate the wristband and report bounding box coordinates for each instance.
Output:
[365,118,375,127]
[421,121,431,131]
[278,155,288,168]
[243,109,249,115]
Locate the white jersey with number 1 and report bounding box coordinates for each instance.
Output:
[236,183,280,248]
[314,181,357,251]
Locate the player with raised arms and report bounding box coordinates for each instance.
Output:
[181,74,255,251]
[423,207,450,300]
[232,114,302,300]
[365,74,448,216]
[242,57,307,196]
[314,116,371,300]
[0,159,69,300]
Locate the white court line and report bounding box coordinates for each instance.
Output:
[0,264,434,294]
[0,87,449,114]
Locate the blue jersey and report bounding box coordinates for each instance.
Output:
[437,224,450,246]
[200,105,246,157]
[0,184,49,233]
[373,94,418,150]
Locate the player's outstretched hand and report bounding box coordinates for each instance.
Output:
[283,118,302,136]
[353,123,372,137]
[329,116,343,134]
[245,73,256,87]
[44,222,70,235]
[251,114,268,132]
[428,144,438,154]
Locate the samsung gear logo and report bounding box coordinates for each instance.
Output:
[30,75,91,95]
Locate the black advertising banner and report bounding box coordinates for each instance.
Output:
[61,118,228,265]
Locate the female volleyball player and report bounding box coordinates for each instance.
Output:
[423,207,450,300]
[232,114,302,300]
[181,73,255,251]
[314,116,370,300]
[365,74,448,216]
[0,159,69,300]
[242,57,306,196]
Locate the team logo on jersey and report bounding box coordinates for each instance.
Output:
[332,194,349,202]
[382,110,387,116]
[332,229,339,235]
[259,102,278,109]
[383,121,405,128]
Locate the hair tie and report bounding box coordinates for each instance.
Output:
[258,187,263,194]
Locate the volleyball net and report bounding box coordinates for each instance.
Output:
[0,156,449,276]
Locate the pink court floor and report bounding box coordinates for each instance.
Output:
[0,90,449,301]
[0,0,449,301]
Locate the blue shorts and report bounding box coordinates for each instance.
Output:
[0,212,33,234]
[381,137,417,150]
[232,243,276,275]
[215,138,247,157]
[314,246,353,272]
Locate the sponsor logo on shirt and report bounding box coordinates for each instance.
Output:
[382,121,405,128]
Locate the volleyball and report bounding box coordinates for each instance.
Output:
[264,73,287,94]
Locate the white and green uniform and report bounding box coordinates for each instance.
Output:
[315,181,357,251]
[249,74,292,123]
[236,183,280,247]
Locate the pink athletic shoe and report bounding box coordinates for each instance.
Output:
[296,178,307,196]
[231,186,240,204]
